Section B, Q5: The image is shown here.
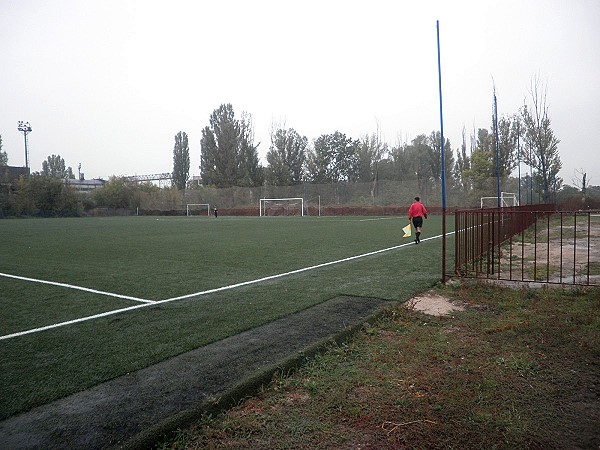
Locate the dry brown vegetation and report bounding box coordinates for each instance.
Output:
[160,285,600,449]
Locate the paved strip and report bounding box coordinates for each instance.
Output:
[0,296,393,449]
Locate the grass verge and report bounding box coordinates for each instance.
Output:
[159,285,600,449]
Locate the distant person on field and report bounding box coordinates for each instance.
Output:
[214,207,218,218]
[408,196,428,244]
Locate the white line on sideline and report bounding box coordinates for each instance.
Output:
[1,231,453,341]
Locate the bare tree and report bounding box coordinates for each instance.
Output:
[454,126,471,192]
[573,169,589,203]
[521,75,562,202]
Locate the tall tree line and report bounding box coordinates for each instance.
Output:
[197,80,561,204]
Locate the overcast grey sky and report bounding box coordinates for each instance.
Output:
[1,0,599,186]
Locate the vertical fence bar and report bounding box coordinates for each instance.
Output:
[462,211,467,274]
[485,212,489,276]
[509,216,513,280]
[521,220,525,282]
[478,211,481,275]
[491,210,495,275]
[546,213,550,282]
[533,217,538,281]
[573,213,577,284]
[587,212,591,285]
[464,211,468,275]
[464,211,468,274]
[454,212,460,274]
[460,211,466,275]
[467,211,472,273]
[477,211,482,276]
[473,212,485,274]
[560,212,564,283]
[497,211,503,280]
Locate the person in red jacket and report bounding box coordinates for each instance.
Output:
[408,196,428,244]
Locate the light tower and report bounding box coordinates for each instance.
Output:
[17,121,32,169]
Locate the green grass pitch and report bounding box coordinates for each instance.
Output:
[0,215,453,419]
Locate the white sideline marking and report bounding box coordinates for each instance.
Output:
[0,272,154,304]
[358,217,396,222]
[1,232,451,341]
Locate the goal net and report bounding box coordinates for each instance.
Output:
[480,192,519,208]
[259,198,304,217]
[186,203,210,216]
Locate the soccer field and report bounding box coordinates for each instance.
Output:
[0,215,452,419]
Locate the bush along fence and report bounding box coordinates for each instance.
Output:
[453,204,600,287]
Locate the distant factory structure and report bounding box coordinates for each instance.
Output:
[0,162,172,193]
[65,177,105,193]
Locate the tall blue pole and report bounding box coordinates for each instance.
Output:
[517,121,521,205]
[493,89,501,207]
[436,20,447,283]
[437,21,446,211]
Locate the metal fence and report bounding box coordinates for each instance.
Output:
[453,205,600,287]
[181,178,537,211]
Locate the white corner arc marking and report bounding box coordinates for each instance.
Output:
[0,272,154,303]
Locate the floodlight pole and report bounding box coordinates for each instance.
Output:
[436,20,447,284]
[17,121,32,169]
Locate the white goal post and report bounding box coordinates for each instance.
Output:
[259,198,304,217]
[480,192,519,208]
[186,203,210,216]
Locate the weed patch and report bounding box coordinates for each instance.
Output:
[159,285,600,449]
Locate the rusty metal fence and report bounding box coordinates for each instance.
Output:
[453,205,600,287]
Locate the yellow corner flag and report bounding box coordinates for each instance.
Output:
[402,224,412,238]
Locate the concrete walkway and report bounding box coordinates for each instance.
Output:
[0,296,392,449]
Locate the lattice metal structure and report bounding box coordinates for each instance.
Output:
[123,173,172,183]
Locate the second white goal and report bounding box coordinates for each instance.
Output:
[259,198,304,217]
[186,203,211,216]
[480,192,519,209]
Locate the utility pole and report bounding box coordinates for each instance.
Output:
[17,121,32,169]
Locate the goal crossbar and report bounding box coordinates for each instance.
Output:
[259,198,304,216]
[186,203,210,216]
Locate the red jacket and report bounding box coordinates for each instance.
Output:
[408,202,428,220]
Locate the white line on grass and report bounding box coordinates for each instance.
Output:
[164,234,443,302]
[1,232,452,341]
[0,272,154,304]
[358,217,396,222]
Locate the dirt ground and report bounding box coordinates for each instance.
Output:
[403,292,465,316]
[496,216,600,284]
